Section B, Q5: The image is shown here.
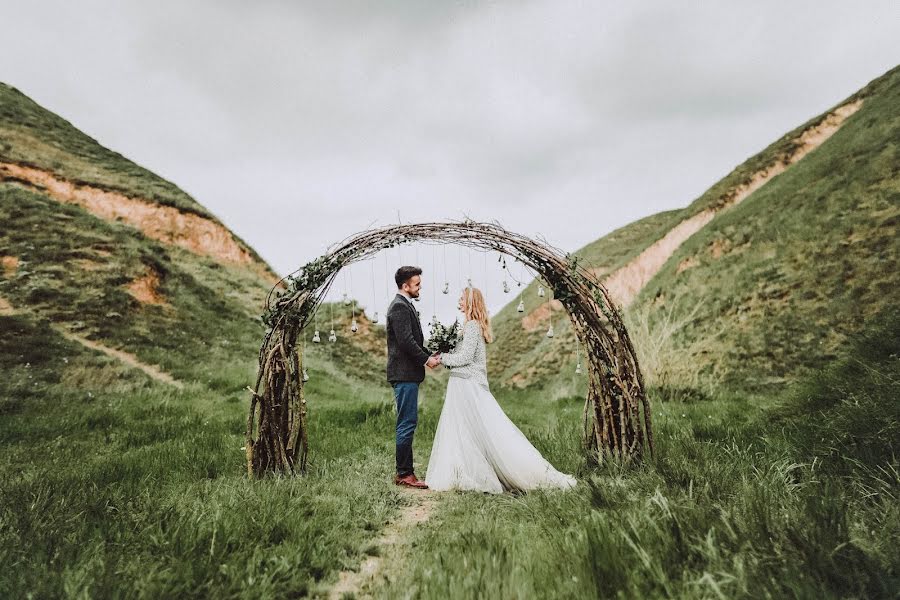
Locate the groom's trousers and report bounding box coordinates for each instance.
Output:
[392,381,419,476]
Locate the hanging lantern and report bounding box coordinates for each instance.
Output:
[546,324,555,338]
[350,319,359,333]
[467,277,473,287]
[538,285,545,297]
[517,300,525,313]
[328,329,337,343]
[575,362,582,375]
[502,280,510,293]
[312,330,321,343]
[302,368,310,382]
[373,311,379,324]
[432,314,439,325]
[342,292,350,305]
[443,282,449,295]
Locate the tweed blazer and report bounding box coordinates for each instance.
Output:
[386,293,430,383]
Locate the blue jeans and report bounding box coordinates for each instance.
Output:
[392,381,419,476]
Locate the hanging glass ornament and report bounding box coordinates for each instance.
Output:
[302,368,310,382]
[546,324,555,338]
[467,277,472,287]
[328,329,337,343]
[575,362,583,375]
[373,311,379,324]
[502,280,510,293]
[350,319,359,333]
[443,281,449,295]
[432,314,439,325]
[342,292,350,305]
[517,299,525,313]
[312,330,321,343]
[538,285,545,298]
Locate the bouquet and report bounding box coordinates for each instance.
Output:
[427,319,460,354]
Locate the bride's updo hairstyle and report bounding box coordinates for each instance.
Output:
[461,287,494,343]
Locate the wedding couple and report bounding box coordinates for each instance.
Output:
[386,265,577,493]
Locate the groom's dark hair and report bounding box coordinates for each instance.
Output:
[395,266,422,289]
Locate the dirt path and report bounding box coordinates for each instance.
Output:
[2,292,182,387]
[598,98,863,308]
[328,488,437,599]
[520,97,864,332]
[50,324,184,388]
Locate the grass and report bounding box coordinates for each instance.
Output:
[2,65,898,599]
[0,310,443,598]
[0,82,208,218]
[635,64,900,391]
[489,64,900,393]
[2,306,896,598]
[370,311,899,599]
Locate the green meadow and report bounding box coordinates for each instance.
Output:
[2,306,896,598]
[2,62,898,600]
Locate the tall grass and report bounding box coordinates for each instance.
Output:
[373,311,899,599]
[2,306,897,598]
[624,298,727,402]
[0,312,441,598]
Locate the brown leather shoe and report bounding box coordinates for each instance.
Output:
[394,474,429,489]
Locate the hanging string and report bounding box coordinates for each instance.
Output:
[457,244,463,292]
[384,246,390,303]
[370,256,379,324]
[329,297,336,342]
[312,302,321,342]
[350,265,358,332]
[546,286,555,338]
[516,257,526,313]
[443,243,448,290]
[431,244,437,323]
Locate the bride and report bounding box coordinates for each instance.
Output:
[425,286,577,494]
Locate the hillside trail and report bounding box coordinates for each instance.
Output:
[0,292,183,388]
[327,487,438,599]
[599,97,863,307]
[521,97,864,331]
[50,324,185,388]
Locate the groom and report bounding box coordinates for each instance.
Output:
[386,266,441,489]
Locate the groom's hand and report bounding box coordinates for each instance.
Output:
[426,355,441,369]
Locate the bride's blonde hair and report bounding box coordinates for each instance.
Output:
[461,287,493,343]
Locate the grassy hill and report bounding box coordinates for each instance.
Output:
[1,67,897,599]
[0,83,407,596]
[490,65,900,396]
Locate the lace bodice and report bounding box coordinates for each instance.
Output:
[440,320,489,390]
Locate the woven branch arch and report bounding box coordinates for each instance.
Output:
[247,220,653,477]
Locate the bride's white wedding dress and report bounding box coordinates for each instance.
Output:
[425,320,577,494]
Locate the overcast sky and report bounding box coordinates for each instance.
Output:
[2,1,898,324]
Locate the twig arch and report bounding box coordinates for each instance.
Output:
[247,220,652,477]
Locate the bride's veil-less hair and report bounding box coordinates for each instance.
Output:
[461,287,494,343]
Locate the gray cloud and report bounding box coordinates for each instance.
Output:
[2,0,898,323]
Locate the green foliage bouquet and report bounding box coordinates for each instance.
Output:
[427,319,460,354]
